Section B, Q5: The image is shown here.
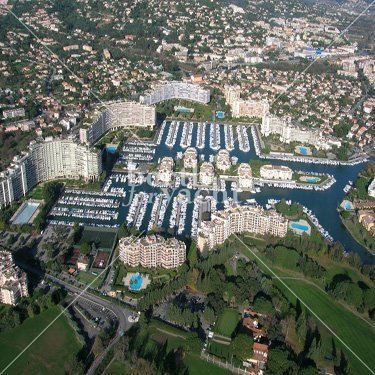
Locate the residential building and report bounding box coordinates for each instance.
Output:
[199,162,215,186]
[358,210,375,236]
[225,86,268,118]
[260,164,293,180]
[0,251,28,305]
[80,101,156,145]
[140,81,210,105]
[184,147,198,170]
[238,163,253,189]
[216,149,231,171]
[118,235,186,269]
[0,137,102,206]
[261,113,327,148]
[2,108,25,119]
[197,204,288,251]
[157,157,174,185]
[368,178,375,198]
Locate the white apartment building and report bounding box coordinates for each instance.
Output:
[184,147,198,170]
[216,149,231,172]
[0,137,102,206]
[140,81,210,105]
[157,157,174,185]
[0,251,28,305]
[199,162,215,186]
[119,235,186,269]
[80,101,156,145]
[224,86,269,118]
[2,108,25,119]
[368,178,375,198]
[238,163,253,189]
[261,113,326,148]
[260,165,293,180]
[197,204,288,251]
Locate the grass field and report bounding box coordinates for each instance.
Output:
[215,309,240,338]
[78,227,117,249]
[238,241,375,375]
[77,270,102,288]
[184,353,231,375]
[104,359,132,374]
[0,307,82,374]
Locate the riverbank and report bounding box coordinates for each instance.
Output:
[340,214,375,255]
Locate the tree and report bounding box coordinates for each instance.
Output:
[232,333,253,360]
[80,242,91,255]
[267,347,298,374]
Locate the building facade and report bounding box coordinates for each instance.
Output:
[157,157,174,185]
[197,204,288,251]
[261,113,330,149]
[199,162,215,186]
[140,81,210,105]
[216,149,231,171]
[224,86,268,118]
[0,137,102,206]
[0,251,28,305]
[238,163,253,189]
[119,235,186,269]
[260,165,293,180]
[80,101,156,145]
[184,147,198,170]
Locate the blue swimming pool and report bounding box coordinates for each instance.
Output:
[106,146,117,154]
[299,147,308,155]
[13,202,40,224]
[129,273,143,291]
[290,222,309,232]
[306,177,319,183]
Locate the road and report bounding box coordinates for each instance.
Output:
[16,261,135,374]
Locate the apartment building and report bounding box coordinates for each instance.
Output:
[224,86,268,118]
[260,165,293,180]
[0,251,28,305]
[80,101,156,145]
[157,157,174,185]
[184,147,198,170]
[0,137,102,206]
[118,235,186,269]
[216,149,231,171]
[261,113,324,148]
[199,162,215,186]
[238,163,253,189]
[140,81,210,105]
[197,204,288,251]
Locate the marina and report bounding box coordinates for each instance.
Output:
[209,123,221,150]
[45,121,374,263]
[180,121,193,148]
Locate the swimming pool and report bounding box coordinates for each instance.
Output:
[306,177,319,183]
[299,147,308,155]
[129,273,143,291]
[12,202,40,224]
[290,222,309,232]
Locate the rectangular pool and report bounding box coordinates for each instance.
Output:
[12,202,40,224]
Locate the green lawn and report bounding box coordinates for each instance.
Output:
[0,306,82,375]
[104,359,131,374]
[277,279,375,375]
[184,353,231,375]
[215,309,240,338]
[78,227,117,250]
[77,270,102,288]
[238,240,375,375]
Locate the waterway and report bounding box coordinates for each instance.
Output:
[49,121,374,264]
